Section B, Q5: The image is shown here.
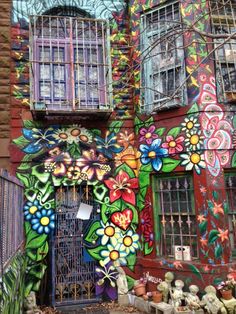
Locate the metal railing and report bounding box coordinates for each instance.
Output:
[0,169,24,272]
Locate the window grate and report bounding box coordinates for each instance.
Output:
[140,1,187,112]
[154,175,198,260]
[210,0,236,103]
[29,15,112,111]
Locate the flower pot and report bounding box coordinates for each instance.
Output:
[152,291,162,303]
[220,289,233,300]
[134,283,146,296]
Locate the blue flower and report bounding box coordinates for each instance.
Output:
[31,209,55,234]
[22,127,57,154]
[139,138,168,171]
[23,199,42,221]
[95,131,123,159]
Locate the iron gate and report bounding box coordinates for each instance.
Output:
[52,185,98,306]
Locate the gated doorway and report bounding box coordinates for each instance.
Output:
[52,185,98,306]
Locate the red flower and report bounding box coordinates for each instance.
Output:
[104,170,138,205]
[162,135,184,155]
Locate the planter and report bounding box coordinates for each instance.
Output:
[220,289,233,300]
[152,291,162,303]
[134,283,146,296]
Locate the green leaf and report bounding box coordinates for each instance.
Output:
[208,230,219,244]
[144,242,153,256]
[161,158,180,172]
[144,117,154,128]
[26,230,48,249]
[167,127,181,138]
[232,152,236,167]
[109,120,123,133]
[12,135,30,149]
[187,264,203,280]
[91,128,101,136]
[26,241,49,262]
[31,165,50,183]
[84,221,101,243]
[16,172,30,187]
[126,253,136,271]
[126,275,135,290]
[67,142,81,159]
[24,280,34,297]
[87,246,106,261]
[155,128,165,136]
[212,190,219,201]
[17,162,31,171]
[134,116,142,134]
[199,221,207,234]
[115,163,135,178]
[187,103,199,114]
[233,115,236,129]
[23,120,42,129]
[101,203,110,224]
[29,263,47,279]
[214,244,223,259]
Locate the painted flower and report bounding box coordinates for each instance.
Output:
[115,230,139,254]
[162,135,184,155]
[44,147,72,177]
[212,201,224,215]
[66,166,81,181]
[181,116,200,133]
[31,209,55,234]
[95,131,123,159]
[104,170,138,205]
[96,222,121,245]
[197,214,206,223]
[100,243,127,267]
[114,146,137,170]
[185,129,204,151]
[76,149,111,181]
[22,127,56,154]
[139,139,168,171]
[200,237,208,247]
[180,152,205,174]
[23,199,42,221]
[52,126,93,144]
[218,228,229,242]
[140,190,154,247]
[118,131,135,149]
[139,125,158,144]
[96,263,118,300]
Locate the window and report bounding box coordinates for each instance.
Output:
[30,15,112,111]
[153,175,198,260]
[225,173,236,256]
[140,1,186,112]
[210,0,236,103]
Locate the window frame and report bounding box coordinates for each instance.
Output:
[152,173,198,260]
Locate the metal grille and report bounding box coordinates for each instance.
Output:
[29,15,112,111]
[140,1,186,112]
[53,185,98,306]
[225,173,236,255]
[0,170,24,269]
[210,0,236,103]
[154,175,198,260]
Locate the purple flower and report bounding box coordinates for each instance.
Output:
[96,263,118,300]
[139,125,158,144]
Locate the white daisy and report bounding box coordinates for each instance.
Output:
[181,116,200,133]
[100,244,127,267]
[116,230,139,254]
[96,222,121,245]
[180,152,205,174]
[185,129,204,151]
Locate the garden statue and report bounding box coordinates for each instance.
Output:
[170,279,185,308]
[115,262,128,295]
[157,281,169,303]
[165,271,174,287]
[200,285,227,314]
[24,292,43,314]
[186,285,201,310]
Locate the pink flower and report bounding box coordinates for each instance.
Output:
[139,125,158,144]
[104,170,138,205]
[161,135,184,155]
[44,147,72,177]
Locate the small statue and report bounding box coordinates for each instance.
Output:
[171,279,185,308]
[165,272,174,287]
[24,292,42,314]
[186,285,201,310]
[200,285,227,314]
[157,281,169,303]
[115,262,128,295]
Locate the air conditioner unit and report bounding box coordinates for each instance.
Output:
[225,49,236,62]
[33,101,46,110]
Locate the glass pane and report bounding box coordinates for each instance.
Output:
[88,48,98,63]
[39,48,50,61]
[74,66,85,81]
[40,82,51,97]
[89,85,99,99]
[53,48,64,62]
[40,64,50,79]
[88,67,98,81]
[76,84,86,99]
[74,48,84,63]
[54,84,65,98]
[53,65,65,80]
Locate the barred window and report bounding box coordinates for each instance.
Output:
[153,175,198,260]
[140,1,187,112]
[225,173,236,256]
[30,15,112,111]
[210,0,236,103]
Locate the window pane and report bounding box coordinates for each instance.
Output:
[54,84,65,98]
[40,82,51,97]
[88,67,98,81]
[39,48,50,61]
[40,64,50,79]
[53,48,64,62]
[53,65,65,80]
[88,48,98,63]
[74,48,84,63]
[75,66,85,81]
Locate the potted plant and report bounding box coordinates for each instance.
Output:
[217,274,236,300]
[133,277,147,297]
